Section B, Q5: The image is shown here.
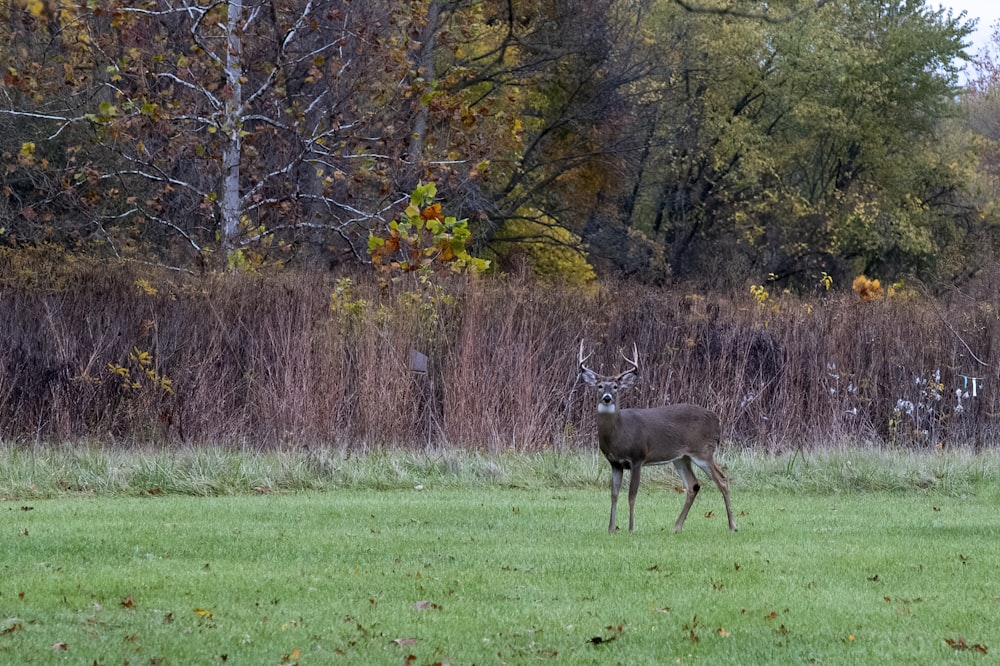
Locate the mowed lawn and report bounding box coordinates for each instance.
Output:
[4,477,1000,664]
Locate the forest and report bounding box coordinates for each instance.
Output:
[3,0,1000,449]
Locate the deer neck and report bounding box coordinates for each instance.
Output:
[595,407,623,440]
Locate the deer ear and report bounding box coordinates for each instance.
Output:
[618,372,637,389]
[581,368,599,386]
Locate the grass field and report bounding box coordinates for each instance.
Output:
[2,448,1000,664]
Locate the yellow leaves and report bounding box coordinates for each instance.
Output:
[108,346,174,394]
[25,0,45,17]
[489,211,595,285]
[852,275,883,302]
[193,608,213,619]
[135,278,158,296]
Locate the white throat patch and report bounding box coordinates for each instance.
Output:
[597,402,616,414]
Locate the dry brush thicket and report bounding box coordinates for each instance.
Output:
[2,262,999,450]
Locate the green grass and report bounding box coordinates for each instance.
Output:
[2,448,1000,664]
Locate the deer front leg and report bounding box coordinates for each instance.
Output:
[627,462,642,532]
[609,464,624,533]
[672,458,700,532]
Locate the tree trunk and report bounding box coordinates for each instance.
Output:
[219,0,244,262]
[406,1,441,174]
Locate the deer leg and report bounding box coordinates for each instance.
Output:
[609,464,624,533]
[627,462,642,532]
[672,457,700,532]
[692,456,737,532]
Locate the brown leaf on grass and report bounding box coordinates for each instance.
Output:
[52,642,68,651]
[278,647,301,665]
[193,608,213,619]
[393,637,418,646]
[946,636,988,653]
[2,622,24,635]
[120,595,136,610]
[411,600,440,611]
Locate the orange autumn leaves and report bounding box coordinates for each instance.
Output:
[369,182,489,277]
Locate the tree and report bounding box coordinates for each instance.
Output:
[608,0,980,285]
[2,0,440,268]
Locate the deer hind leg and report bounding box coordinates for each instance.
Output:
[627,462,642,532]
[672,457,700,532]
[692,455,737,532]
[609,464,624,533]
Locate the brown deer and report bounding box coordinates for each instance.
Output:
[579,341,736,533]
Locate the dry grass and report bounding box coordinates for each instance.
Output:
[1,257,999,450]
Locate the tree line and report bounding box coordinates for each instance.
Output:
[2,0,997,288]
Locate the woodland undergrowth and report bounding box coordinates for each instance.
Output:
[2,254,1000,451]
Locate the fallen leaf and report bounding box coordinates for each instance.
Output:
[411,600,439,611]
[278,647,301,665]
[52,642,68,651]
[120,595,136,610]
[946,636,988,653]
[393,638,418,646]
[194,608,213,618]
[718,627,731,637]
[2,623,24,635]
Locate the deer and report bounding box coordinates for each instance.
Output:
[579,341,737,534]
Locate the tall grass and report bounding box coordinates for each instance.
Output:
[2,445,997,500]
[1,257,999,450]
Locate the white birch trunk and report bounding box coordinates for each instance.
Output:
[219,0,244,258]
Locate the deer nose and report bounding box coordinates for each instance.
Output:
[601,393,613,404]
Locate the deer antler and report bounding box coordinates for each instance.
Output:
[578,339,594,373]
[618,342,639,377]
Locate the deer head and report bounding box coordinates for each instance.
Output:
[579,341,640,413]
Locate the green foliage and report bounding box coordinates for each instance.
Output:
[369,182,490,276]
[623,0,982,285]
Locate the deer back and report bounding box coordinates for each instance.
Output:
[598,403,720,465]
